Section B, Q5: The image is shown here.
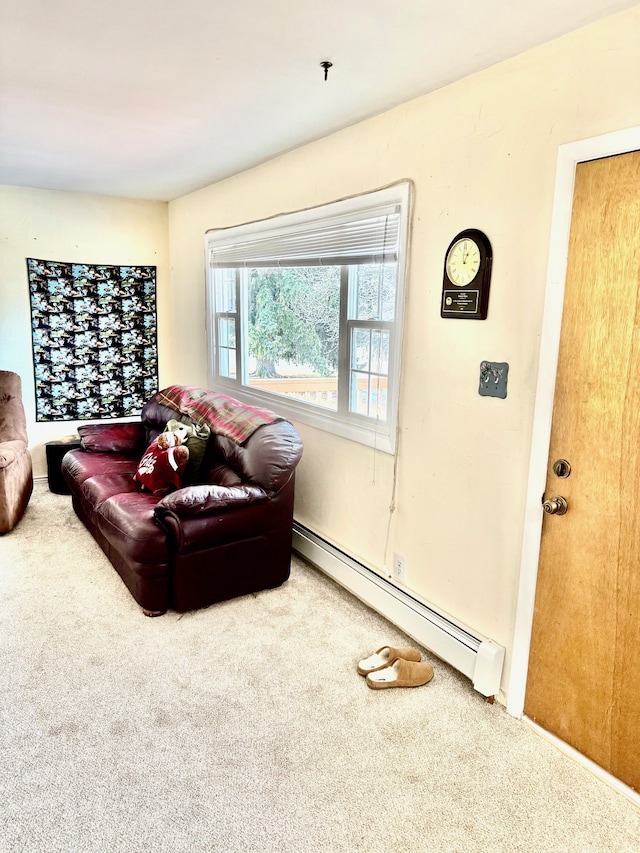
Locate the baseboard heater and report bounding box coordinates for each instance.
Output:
[292,522,505,698]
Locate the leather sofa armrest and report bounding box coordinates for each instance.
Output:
[155,483,268,519]
[0,439,28,470]
[154,484,271,552]
[78,422,145,454]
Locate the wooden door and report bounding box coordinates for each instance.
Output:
[525,150,640,791]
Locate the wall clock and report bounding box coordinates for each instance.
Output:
[441,228,492,320]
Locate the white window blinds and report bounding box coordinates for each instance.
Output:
[208,204,401,268]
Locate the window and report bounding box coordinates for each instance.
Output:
[205,182,412,453]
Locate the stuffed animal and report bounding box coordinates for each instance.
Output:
[156,425,188,450]
[163,419,211,484]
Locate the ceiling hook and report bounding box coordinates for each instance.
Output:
[320,61,333,81]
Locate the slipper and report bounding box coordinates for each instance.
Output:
[366,658,434,690]
[357,645,421,676]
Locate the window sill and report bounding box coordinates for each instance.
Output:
[211,379,396,454]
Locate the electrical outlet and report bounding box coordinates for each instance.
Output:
[393,552,407,583]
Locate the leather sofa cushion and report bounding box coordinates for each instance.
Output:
[63,450,138,486]
[79,472,139,510]
[63,453,169,580]
[95,491,169,567]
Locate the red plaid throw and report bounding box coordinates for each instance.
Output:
[154,385,282,444]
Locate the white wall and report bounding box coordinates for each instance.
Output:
[0,186,170,476]
[167,7,640,697]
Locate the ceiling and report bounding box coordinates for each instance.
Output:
[1,0,636,202]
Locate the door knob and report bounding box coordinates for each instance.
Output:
[542,496,568,515]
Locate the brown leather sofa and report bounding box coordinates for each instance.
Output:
[61,387,303,615]
[0,371,33,534]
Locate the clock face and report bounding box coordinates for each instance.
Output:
[445,237,481,286]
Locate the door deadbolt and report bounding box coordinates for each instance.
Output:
[542,496,568,515]
[552,459,571,478]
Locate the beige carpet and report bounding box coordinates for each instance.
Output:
[1,482,639,852]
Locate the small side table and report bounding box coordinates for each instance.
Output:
[46,436,82,494]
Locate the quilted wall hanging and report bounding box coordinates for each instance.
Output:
[27,258,159,421]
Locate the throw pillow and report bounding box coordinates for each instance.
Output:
[134,436,189,496]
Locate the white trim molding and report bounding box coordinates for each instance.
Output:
[525,718,640,808]
[293,522,505,698]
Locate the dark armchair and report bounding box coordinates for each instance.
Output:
[0,371,33,534]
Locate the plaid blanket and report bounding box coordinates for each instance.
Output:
[154,385,282,444]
